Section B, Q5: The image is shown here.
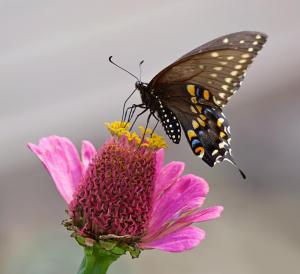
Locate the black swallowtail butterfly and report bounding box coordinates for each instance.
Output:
[110,31,267,178]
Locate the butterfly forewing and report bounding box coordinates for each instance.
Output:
[149,31,267,107]
[179,31,266,58]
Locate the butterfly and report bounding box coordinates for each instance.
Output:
[110,31,267,178]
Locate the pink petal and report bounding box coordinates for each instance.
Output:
[147,174,208,238]
[28,136,83,204]
[81,140,97,172]
[153,160,185,199]
[140,226,205,252]
[155,149,165,168]
[155,206,224,237]
[178,206,224,224]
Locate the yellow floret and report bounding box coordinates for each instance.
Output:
[106,121,167,149]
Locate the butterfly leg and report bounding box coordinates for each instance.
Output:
[137,111,153,148]
[150,113,160,137]
[129,107,149,131]
[121,88,137,122]
[127,105,137,123]
[129,104,147,124]
[124,104,145,124]
[124,105,135,123]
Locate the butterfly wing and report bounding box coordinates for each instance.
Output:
[149,31,267,107]
[156,83,232,165]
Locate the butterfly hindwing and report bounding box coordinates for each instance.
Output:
[157,83,232,166]
[179,105,231,167]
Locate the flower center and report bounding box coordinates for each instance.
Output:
[69,137,156,239]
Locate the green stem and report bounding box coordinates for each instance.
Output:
[77,246,121,274]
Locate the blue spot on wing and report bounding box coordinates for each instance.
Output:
[191,139,202,148]
[196,86,202,97]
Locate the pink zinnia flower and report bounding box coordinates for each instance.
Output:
[28,122,223,272]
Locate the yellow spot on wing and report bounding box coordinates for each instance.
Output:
[223,38,229,43]
[187,130,197,140]
[200,114,207,120]
[211,52,219,57]
[195,105,202,113]
[197,118,206,127]
[219,142,225,149]
[220,131,226,138]
[191,97,198,104]
[212,149,219,156]
[190,105,197,113]
[203,90,210,100]
[241,53,250,58]
[219,92,226,99]
[213,97,222,106]
[192,120,199,129]
[187,85,196,96]
[222,85,229,91]
[217,118,224,128]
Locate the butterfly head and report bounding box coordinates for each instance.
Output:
[135,81,148,92]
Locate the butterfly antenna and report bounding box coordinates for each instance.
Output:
[139,60,144,81]
[225,156,247,180]
[109,56,139,81]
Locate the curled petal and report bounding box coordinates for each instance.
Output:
[155,206,224,237]
[81,140,97,172]
[28,136,82,204]
[178,206,224,224]
[140,226,205,252]
[147,174,208,238]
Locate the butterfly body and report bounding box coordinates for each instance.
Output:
[136,81,183,144]
[121,32,267,177]
[136,82,158,110]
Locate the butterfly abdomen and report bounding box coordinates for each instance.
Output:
[137,82,182,143]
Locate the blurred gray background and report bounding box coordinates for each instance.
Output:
[1,1,300,273]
